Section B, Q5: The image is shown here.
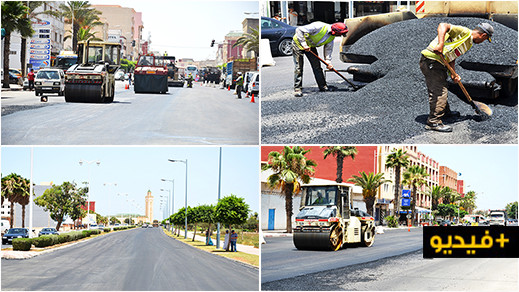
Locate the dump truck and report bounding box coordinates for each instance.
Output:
[160,56,184,87]
[225,59,257,89]
[134,54,168,94]
[293,184,376,251]
[64,41,121,103]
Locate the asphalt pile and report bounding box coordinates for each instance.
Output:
[261,17,517,144]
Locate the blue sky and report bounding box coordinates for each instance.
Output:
[90,0,259,60]
[418,145,518,210]
[1,146,259,220]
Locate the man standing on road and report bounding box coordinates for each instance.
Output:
[230,230,238,252]
[27,69,35,91]
[292,21,348,97]
[419,22,493,132]
[235,72,244,99]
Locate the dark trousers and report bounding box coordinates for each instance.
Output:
[29,80,34,90]
[293,42,326,90]
[237,85,243,98]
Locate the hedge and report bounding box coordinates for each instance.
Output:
[103,228,111,233]
[33,235,58,248]
[12,238,33,251]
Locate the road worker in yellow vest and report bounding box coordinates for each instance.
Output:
[292,21,348,97]
[419,22,493,133]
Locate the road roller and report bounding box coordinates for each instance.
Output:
[64,41,121,103]
[293,184,376,251]
[134,54,168,94]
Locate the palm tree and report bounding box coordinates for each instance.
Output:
[262,146,316,233]
[385,148,409,216]
[460,191,477,214]
[75,26,102,42]
[1,173,30,228]
[347,172,389,216]
[429,185,449,211]
[402,165,429,225]
[2,1,33,88]
[56,1,102,51]
[232,27,259,57]
[322,146,357,183]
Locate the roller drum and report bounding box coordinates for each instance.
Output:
[65,84,103,102]
[293,228,335,251]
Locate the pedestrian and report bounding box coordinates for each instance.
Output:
[230,230,238,252]
[235,72,244,99]
[419,22,493,133]
[128,72,132,86]
[224,229,230,251]
[288,6,298,26]
[27,69,35,91]
[273,13,285,22]
[292,21,348,97]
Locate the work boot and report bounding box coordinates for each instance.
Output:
[425,123,452,133]
[294,89,303,97]
[319,85,330,92]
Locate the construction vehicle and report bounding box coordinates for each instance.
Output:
[225,59,257,89]
[293,183,376,251]
[53,51,78,72]
[159,56,184,87]
[64,41,121,103]
[134,54,168,94]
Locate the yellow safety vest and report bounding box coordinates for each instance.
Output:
[293,25,335,50]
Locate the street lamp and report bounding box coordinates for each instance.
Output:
[168,159,188,239]
[160,192,169,219]
[79,159,101,227]
[117,193,128,225]
[161,178,174,220]
[103,182,117,225]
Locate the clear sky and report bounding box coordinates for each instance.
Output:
[417,145,518,211]
[89,0,259,61]
[1,146,259,221]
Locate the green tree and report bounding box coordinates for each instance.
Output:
[2,1,33,88]
[1,173,31,228]
[262,146,316,233]
[55,1,102,51]
[459,191,477,214]
[197,204,216,244]
[34,181,87,231]
[322,146,357,183]
[110,216,121,224]
[385,148,410,215]
[506,201,518,219]
[215,195,249,230]
[242,212,258,231]
[402,165,429,226]
[232,27,259,57]
[187,206,203,241]
[347,172,389,216]
[170,207,186,237]
[428,186,454,211]
[437,203,458,220]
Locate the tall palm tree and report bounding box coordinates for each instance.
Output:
[262,146,316,233]
[1,173,30,228]
[322,146,357,183]
[56,1,102,51]
[429,185,452,211]
[232,27,259,57]
[460,191,477,214]
[347,172,389,216]
[385,148,409,216]
[2,1,33,88]
[402,165,429,225]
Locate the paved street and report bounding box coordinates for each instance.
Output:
[261,39,517,144]
[1,228,258,291]
[2,81,258,145]
[261,228,423,283]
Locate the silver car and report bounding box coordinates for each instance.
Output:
[34,68,65,96]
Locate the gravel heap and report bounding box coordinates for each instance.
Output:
[261,17,517,144]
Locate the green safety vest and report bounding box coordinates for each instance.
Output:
[293,25,335,50]
[421,26,473,64]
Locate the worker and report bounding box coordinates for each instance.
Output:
[186,73,193,88]
[419,22,493,132]
[292,21,348,97]
[313,192,325,204]
[235,72,244,99]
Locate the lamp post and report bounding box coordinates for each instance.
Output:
[103,182,117,225]
[168,159,188,239]
[79,160,100,228]
[160,188,171,217]
[161,178,174,220]
[216,147,222,249]
[117,193,128,225]
[160,193,168,219]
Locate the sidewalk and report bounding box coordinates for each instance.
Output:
[169,229,259,256]
[1,84,23,91]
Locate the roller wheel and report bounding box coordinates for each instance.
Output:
[329,224,343,251]
[362,227,375,247]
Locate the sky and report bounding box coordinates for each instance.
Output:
[417,145,518,211]
[1,146,259,221]
[89,0,259,61]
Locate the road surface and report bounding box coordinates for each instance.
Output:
[2,228,258,291]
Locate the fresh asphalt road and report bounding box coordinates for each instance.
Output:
[261,228,423,283]
[1,81,258,145]
[1,228,259,291]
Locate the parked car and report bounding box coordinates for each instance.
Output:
[2,228,29,245]
[89,224,98,230]
[247,72,259,96]
[1,220,9,235]
[141,224,148,228]
[97,224,105,230]
[2,71,23,86]
[38,228,59,237]
[243,71,257,93]
[34,68,65,96]
[114,70,125,81]
[438,220,451,226]
[261,16,296,56]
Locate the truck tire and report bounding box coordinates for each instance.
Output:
[329,224,343,251]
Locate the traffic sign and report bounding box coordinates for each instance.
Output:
[402,189,411,198]
[402,198,411,207]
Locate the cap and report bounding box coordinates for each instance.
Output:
[477,23,494,42]
[331,22,348,36]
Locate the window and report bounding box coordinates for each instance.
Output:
[305,186,337,206]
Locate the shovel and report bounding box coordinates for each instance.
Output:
[308,50,360,90]
[438,54,492,119]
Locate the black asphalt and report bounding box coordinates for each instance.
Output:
[1,228,258,291]
[261,228,423,283]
